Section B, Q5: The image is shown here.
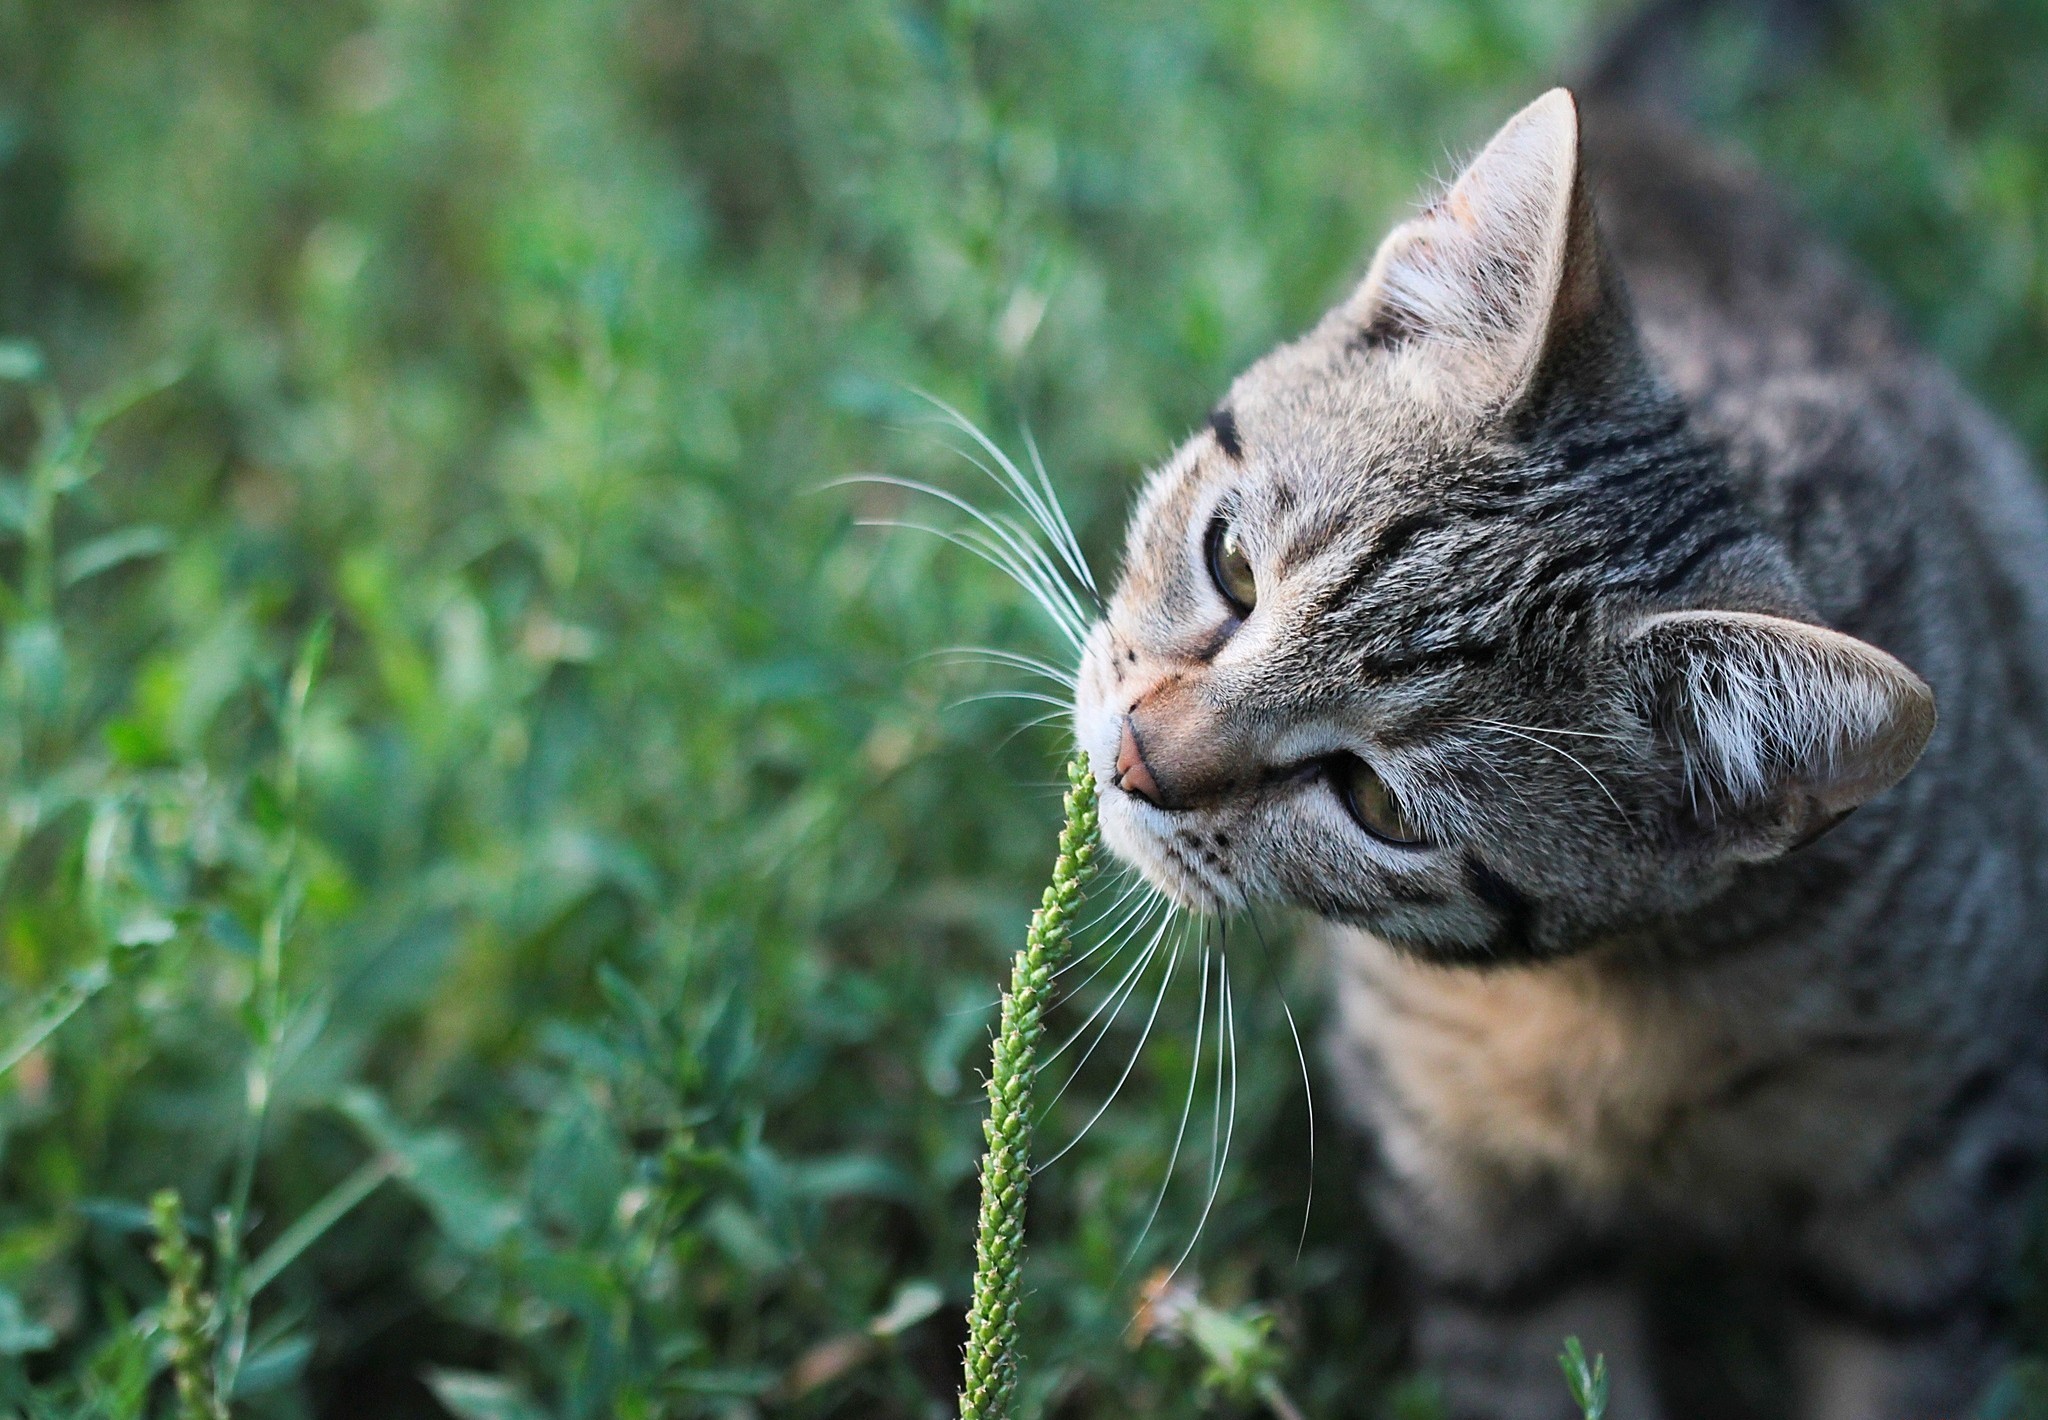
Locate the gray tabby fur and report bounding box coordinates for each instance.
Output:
[1071,90,2048,1418]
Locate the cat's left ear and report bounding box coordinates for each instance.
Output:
[1344,88,1633,407]
[1626,610,1937,862]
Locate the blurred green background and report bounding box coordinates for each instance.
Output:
[0,0,2044,1416]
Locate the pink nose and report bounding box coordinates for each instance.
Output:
[1113,717,1162,805]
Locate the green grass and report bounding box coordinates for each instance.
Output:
[0,1,2044,1416]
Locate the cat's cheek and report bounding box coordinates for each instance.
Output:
[1096,793,1225,913]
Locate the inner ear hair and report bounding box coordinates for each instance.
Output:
[1627,610,1937,860]
[1342,87,1628,405]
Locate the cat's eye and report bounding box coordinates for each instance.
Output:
[1205,516,1257,616]
[1333,755,1425,845]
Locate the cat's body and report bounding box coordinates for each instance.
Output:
[1073,93,2048,1418]
[1324,106,2048,1420]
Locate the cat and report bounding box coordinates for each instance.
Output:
[1070,86,2048,1420]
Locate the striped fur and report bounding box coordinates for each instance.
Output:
[1074,90,2048,1418]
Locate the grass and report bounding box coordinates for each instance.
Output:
[0,1,2044,1416]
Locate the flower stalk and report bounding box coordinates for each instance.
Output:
[959,753,1100,1420]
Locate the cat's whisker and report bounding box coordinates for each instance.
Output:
[1081,879,1168,952]
[1042,905,1176,1075]
[1249,909,1315,1261]
[1037,939,1157,1121]
[855,509,1088,652]
[852,510,1084,647]
[1205,928,1227,1195]
[993,708,1079,754]
[911,392,1103,608]
[930,645,1078,689]
[1471,719,1630,822]
[1020,423,1101,603]
[1065,875,1161,971]
[843,476,1090,645]
[1466,716,1629,742]
[1054,894,1170,1011]
[1037,917,1188,1174]
[947,689,1073,712]
[1074,863,1146,933]
[1166,929,1238,1285]
[935,438,1100,625]
[1124,932,1211,1272]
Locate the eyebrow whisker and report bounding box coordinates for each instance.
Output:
[1469,719,1630,822]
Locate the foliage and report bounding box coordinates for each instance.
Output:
[0,1,2043,1417]
[1558,1339,1607,1420]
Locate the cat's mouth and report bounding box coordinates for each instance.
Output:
[1094,778,1242,915]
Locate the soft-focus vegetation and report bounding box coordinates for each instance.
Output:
[0,1,2043,1416]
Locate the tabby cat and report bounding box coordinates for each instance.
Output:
[1071,88,2048,1419]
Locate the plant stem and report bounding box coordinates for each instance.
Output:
[959,753,1099,1420]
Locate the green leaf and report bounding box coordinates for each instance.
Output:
[0,1286,55,1355]
[1559,1336,1609,1420]
[58,525,171,588]
[0,958,116,1078]
[0,340,44,383]
[243,1154,400,1296]
[337,1088,518,1253]
[423,1369,552,1420]
[868,1279,943,1338]
[230,1333,313,1398]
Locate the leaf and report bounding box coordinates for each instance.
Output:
[244,1154,400,1296]
[0,1286,55,1355]
[0,958,116,1077]
[1980,1360,2048,1420]
[867,1279,943,1338]
[0,340,44,383]
[230,1333,314,1398]
[58,526,171,587]
[423,1369,552,1420]
[1559,1336,1609,1420]
[788,1153,913,1202]
[337,1088,518,1253]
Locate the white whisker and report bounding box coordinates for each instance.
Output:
[1470,719,1629,821]
[932,645,1078,689]
[1053,896,1169,1012]
[993,708,1077,753]
[844,468,1088,626]
[935,439,1099,630]
[1037,920,1186,1174]
[851,512,1089,651]
[1021,423,1100,602]
[1042,906,1175,1076]
[1467,716,1629,742]
[1064,878,1160,973]
[912,392,1102,607]
[947,689,1073,712]
[1167,940,1237,1284]
[1126,935,1210,1269]
[1250,910,1315,1261]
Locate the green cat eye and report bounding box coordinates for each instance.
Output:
[1205,515,1257,615]
[1334,755,1425,845]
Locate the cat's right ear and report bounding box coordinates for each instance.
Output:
[1342,88,1634,408]
[1625,610,1936,861]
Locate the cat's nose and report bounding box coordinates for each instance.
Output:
[1113,716,1163,806]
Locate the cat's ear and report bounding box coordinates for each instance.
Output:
[1344,88,1628,405]
[1627,610,1936,861]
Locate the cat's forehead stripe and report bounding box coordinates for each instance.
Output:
[1208,407,1243,461]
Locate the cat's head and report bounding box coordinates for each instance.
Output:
[1072,90,1935,963]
